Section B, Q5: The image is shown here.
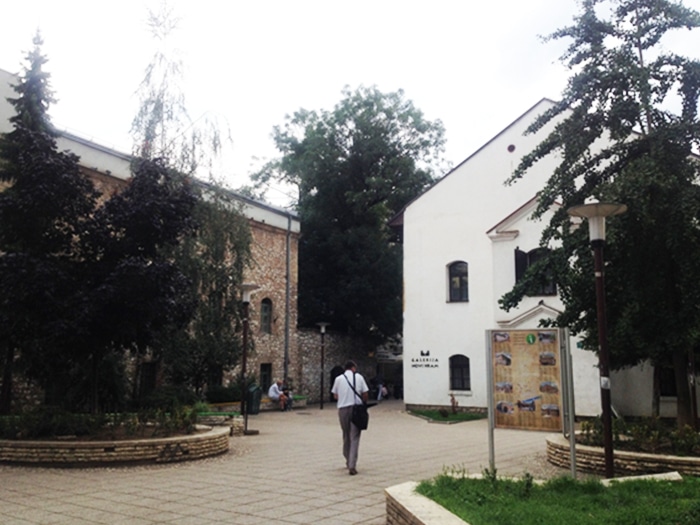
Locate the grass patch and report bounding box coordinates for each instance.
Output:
[409,409,486,423]
[416,470,700,524]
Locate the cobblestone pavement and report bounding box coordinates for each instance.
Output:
[0,400,570,524]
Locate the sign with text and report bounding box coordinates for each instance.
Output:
[488,329,563,431]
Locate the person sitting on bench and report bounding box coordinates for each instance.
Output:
[268,379,291,411]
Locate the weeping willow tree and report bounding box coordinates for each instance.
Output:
[130,3,252,395]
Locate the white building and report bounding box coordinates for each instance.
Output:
[400,98,685,419]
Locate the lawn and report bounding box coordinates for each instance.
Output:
[416,472,700,524]
[408,409,486,423]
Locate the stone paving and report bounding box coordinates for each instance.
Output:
[0,400,569,524]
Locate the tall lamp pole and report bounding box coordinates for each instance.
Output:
[241,283,259,436]
[568,201,627,479]
[317,322,330,409]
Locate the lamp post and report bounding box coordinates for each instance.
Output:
[241,283,259,436]
[568,201,627,479]
[317,322,330,409]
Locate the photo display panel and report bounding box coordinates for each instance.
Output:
[490,329,563,431]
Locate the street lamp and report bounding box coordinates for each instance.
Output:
[241,283,259,436]
[568,201,627,479]
[317,322,330,409]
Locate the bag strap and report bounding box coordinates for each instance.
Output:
[344,372,366,406]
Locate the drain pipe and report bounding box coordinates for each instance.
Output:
[283,213,291,383]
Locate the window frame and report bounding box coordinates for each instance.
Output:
[515,247,557,296]
[447,261,469,303]
[449,354,471,391]
[260,298,273,334]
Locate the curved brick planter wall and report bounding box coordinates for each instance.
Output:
[0,426,231,467]
[386,482,467,525]
[546,433,700,476]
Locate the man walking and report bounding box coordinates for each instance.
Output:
[331,360,369,475]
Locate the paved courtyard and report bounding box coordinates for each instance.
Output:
[0,399,568,524]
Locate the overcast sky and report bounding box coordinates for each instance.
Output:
[1,1,698,206]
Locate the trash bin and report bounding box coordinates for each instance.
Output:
[247,384,262,415]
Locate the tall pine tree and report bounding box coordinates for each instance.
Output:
[0,34,98,412]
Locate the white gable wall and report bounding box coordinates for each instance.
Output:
[403,100,603,416]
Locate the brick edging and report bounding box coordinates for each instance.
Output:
[0,426,231,467]
[385,481,468,525]
[546,433,700,476]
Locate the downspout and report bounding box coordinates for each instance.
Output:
[284,213,291,383]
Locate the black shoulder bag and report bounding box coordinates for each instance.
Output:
[344,373,370,430]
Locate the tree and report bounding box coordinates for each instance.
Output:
[253,86,446,340]
[500,0,700,427]
[76,157,198,411]
[131,2,230,180]
[160,186,252,395]
[130,3,252,393]
[0,34,98,413]
[0,36,201,413]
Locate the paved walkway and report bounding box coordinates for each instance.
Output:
[0,400,569,524]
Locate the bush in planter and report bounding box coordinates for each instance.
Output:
[204,385,239,403]
[204,375,258,404]
[0,409,107,439]
[141,385,198,411]
[670,425,700,456]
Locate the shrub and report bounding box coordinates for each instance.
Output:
[670,425,700,456]
[204,385,239,403]
[141,385,198,411]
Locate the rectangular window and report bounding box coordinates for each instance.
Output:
[449,355,471,390]
[515,248,557,296]
[260,363,272,392]
[448,261,469,302]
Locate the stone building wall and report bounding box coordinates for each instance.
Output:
[222,218,300,392]
[296,328,378,404]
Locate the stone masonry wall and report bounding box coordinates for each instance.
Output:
[0,426,231,466]
[223,219,300,391]
[546,433,700,476]
[296,328,377,404]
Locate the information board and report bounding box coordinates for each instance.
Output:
[488,329,563,431]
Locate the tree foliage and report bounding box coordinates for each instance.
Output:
[160,187,252,394]
[254,86,446,340]
[500,0,700,426]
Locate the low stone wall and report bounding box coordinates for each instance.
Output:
[405,404,487,415]
[0,426,231,467]
[385,482,467,525]
[546,433,700,476]
[209,396,307,413]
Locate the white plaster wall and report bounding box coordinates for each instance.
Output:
[57,135,132,180]
[0,69,17,134]
[611,364,653,417]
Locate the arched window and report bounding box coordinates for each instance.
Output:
[514,247,557,296]
[450,354,471,391]
[448,261,469,302]
[260,298,272,334]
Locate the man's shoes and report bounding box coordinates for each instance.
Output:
[348,468,357,475]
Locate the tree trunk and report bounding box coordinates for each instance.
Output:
[0,344,14,414]
[91,353,99,414]
[651,364,660,418]
[673,349,694,429]
[688,349,698,430]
